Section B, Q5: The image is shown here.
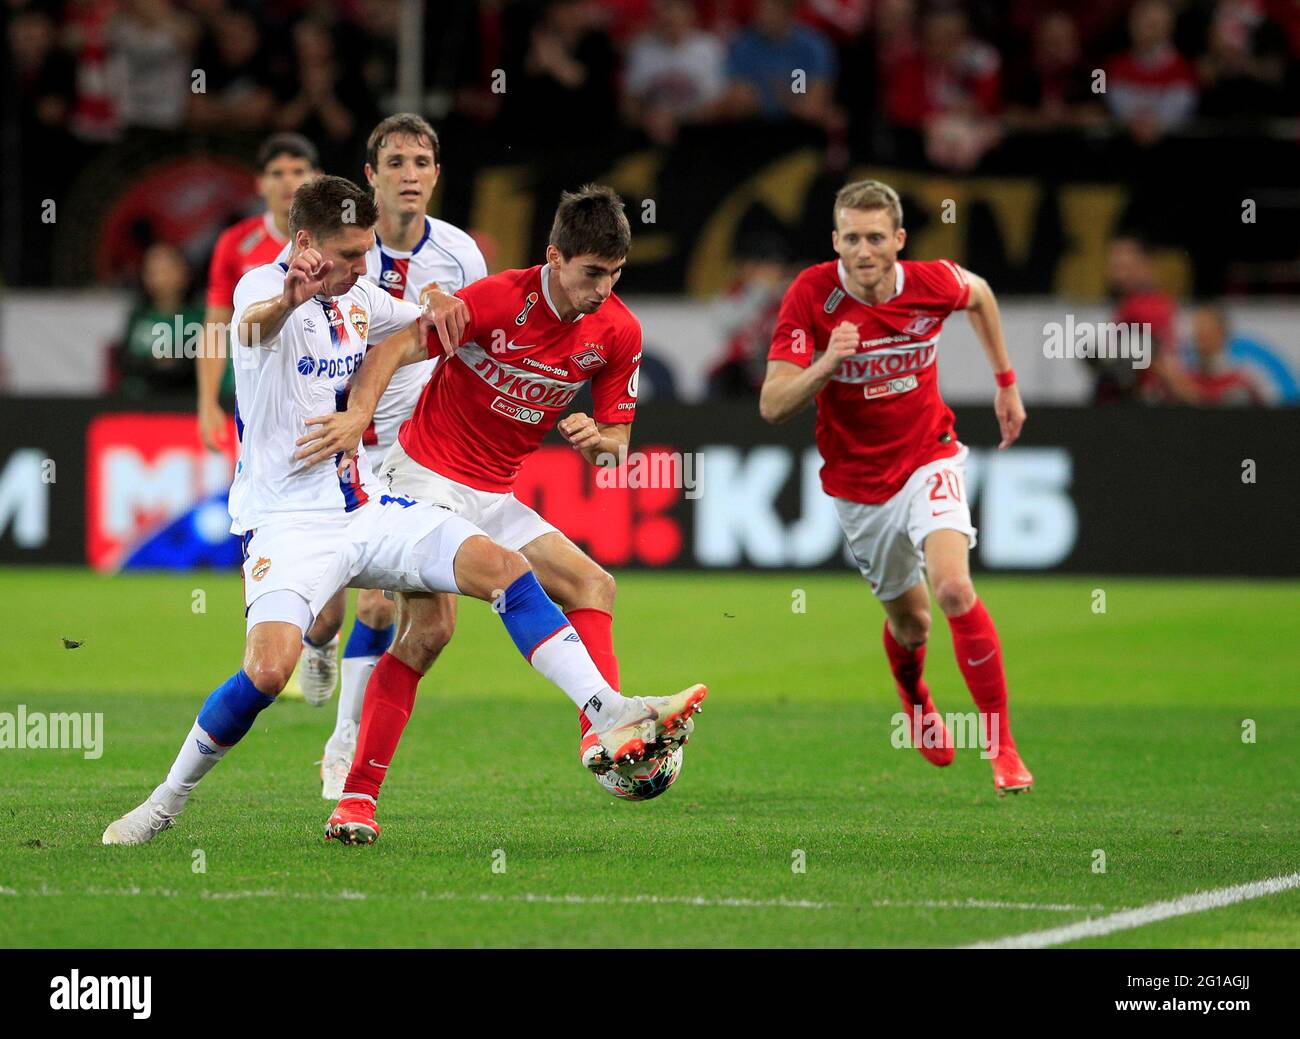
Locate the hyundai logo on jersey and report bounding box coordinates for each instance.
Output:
[378,254,410,298]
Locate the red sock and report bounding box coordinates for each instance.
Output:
[343,652,421,801]
[882,620,929,706]
[946,599,1014,752]
[566,608,620,736]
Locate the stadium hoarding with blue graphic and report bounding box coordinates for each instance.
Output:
[0,399,1295,577]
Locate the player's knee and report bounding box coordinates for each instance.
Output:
[495,548,532,592]
[538,556,615,612]
[571,565,616,612]
[244,658,294,696]
[453,536,531,602]
[357,590,396,628]
[388,595,453,672]
[424,608,457,653]
[393,622,451,673]
[933,577,976,617]
[474,546,533,605]
[893,611,930,648]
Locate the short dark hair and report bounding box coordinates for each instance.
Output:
[289,175,379,240]
[366,113,440,170]
[549,184,631,261]
[257,132,319,172]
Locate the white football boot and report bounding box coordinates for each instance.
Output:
[580,685,707,773]
[298,634,340,707]
[319,719,357,800]
[102,785,184,846]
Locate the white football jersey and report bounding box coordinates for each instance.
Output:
[228,262,421,533]
[365,216,488,454]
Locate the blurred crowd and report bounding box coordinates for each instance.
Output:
[108,215,1270,406]
[7,0,1291,406]
[1092,236,1268,406]
[11,0,1300,171]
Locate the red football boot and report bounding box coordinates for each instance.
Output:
[898,684,955,767]
[991,745,1034,797]
[325,797,381,845]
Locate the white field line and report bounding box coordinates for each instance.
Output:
[0,885,1101,913]
[873,897,1107,913]
[965,871,1300,949]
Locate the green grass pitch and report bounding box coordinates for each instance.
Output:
[0,568,1296,948]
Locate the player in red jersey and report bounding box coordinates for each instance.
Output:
[760,179,1033,796]
[296,186,706,828]
[198,133,320,452]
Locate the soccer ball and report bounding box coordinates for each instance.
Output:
[595,745,684,801]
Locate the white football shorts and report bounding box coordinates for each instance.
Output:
[240,494,482,632]
[832,445,978,602]
[379,439,559,552]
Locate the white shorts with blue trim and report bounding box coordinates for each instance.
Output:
[240,494,481,631]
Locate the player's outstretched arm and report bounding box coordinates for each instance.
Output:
[237,248,334,349]
[759,320,858,424]
[962,270,1026,449]
[293,322,426,467]
[197,305,232,451]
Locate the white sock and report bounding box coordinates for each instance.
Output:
[529,627,629,729]
[163,721,229,801]
[330,656,375,749]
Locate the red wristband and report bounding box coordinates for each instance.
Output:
[995,369,1016,388]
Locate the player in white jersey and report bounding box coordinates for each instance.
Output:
[313,115,488,798]
[103,176,694,847]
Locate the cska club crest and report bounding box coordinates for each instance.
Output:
[348,303,369,340]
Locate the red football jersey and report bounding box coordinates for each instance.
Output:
[399,265,642,492]
[206,213,289,309]
[769,258,970,504]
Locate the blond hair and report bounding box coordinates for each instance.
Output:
[833,179,903,230]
